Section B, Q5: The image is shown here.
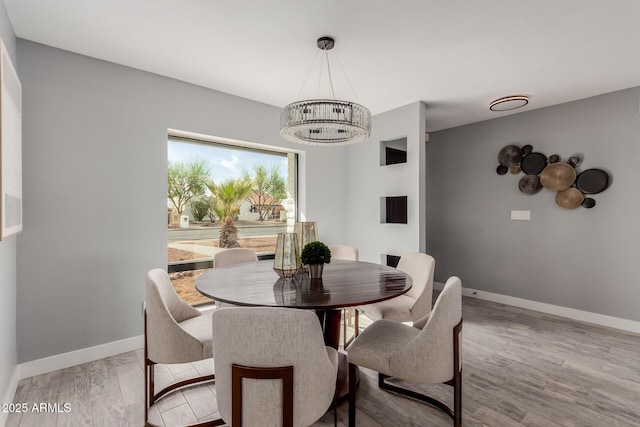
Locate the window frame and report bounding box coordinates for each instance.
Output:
[166,135,298,274]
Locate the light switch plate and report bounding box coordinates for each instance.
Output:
[511,210,530,220]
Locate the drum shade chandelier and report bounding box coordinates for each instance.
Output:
[280,37,371,146]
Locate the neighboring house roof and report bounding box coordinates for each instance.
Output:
[247,192,283,207]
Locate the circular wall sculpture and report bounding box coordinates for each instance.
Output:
[575,169,609,194]
[498,145,523,167]
[495,144,610,209]
[556,187,584,209]
[518,175,542,194]
[540,162,576,191]
[520,152,548,175]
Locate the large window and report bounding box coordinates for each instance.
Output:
[167,136,297,305]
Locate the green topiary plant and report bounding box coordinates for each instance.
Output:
[301,241,332,265]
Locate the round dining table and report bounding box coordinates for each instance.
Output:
[195,258,412,398]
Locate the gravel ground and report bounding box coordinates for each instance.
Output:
[167,235,277,305]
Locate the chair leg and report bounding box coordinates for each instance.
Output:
[348,363,357,427]
[453,368,462,427]
[144,310,151,424]
[375,320,463,427]
[144,361,149,423]
[342,309,347,348]
[149,363,155,405]
[331,370,338,427]
[378,373,455,419]
[453,320,462,427]
[354,309,360,338]
[342,308,358,348]
[333,386,338,427]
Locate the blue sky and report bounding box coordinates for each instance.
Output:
[168,140,289,183]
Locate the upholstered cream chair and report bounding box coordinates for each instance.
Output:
[354,252,435,337]
[347,276,463,427]
[212,307,339,427]
[213,248,258,308]
[144,268,220,426]
[328,245,359,347]
[328,244,359,262]
[213,247,258,268]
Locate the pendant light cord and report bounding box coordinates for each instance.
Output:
[325,49,336,99]
[295,49,321,101]
[294,37,358,103]
[334,52,360,103]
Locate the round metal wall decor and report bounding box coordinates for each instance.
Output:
[498,145,523,167]
[540,162,576,191]
[495,144,611,210]
[520,152,548,175]
[556,188,584,209]
[518,175,542,194]
[568,156,581,168]
[575,169,610,194]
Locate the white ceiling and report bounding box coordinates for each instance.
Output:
[5,0,640,131]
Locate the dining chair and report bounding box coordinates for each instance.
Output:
[213,248,258,308]
[211,307,339,427]
[353,252,435,338]
[328,244,359,262]
[144,268,222,427]
[347,276,463,427]
[328,244,359,347]
[213,247,258,268]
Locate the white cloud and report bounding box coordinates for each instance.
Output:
[220,155,240,172]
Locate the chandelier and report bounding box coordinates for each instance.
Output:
[280,37,371,146]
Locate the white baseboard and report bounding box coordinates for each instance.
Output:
[17,335,144,382]
[434,282,640,334]
[1,366,21,426]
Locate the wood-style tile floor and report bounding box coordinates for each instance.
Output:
[6,296,640,426]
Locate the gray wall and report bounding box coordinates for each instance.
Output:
[0,0,17,404]
[427,87,640,321]
[16,40,348,362]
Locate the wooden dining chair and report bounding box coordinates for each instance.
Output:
[347,276,463,427]
[211,307,339,426]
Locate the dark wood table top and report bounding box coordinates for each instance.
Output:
[195,259,412,310]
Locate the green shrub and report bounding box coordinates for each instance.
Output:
[190,198,211,221]
[301,241,331,265]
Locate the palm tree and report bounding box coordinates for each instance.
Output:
[206,178,252,248]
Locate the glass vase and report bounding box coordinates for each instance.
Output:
[273,232,301,278]
[294,221,318,271]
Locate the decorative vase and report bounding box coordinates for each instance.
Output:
[308,264,323,279]
[273,233,301,278]
[294,221,318,272]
